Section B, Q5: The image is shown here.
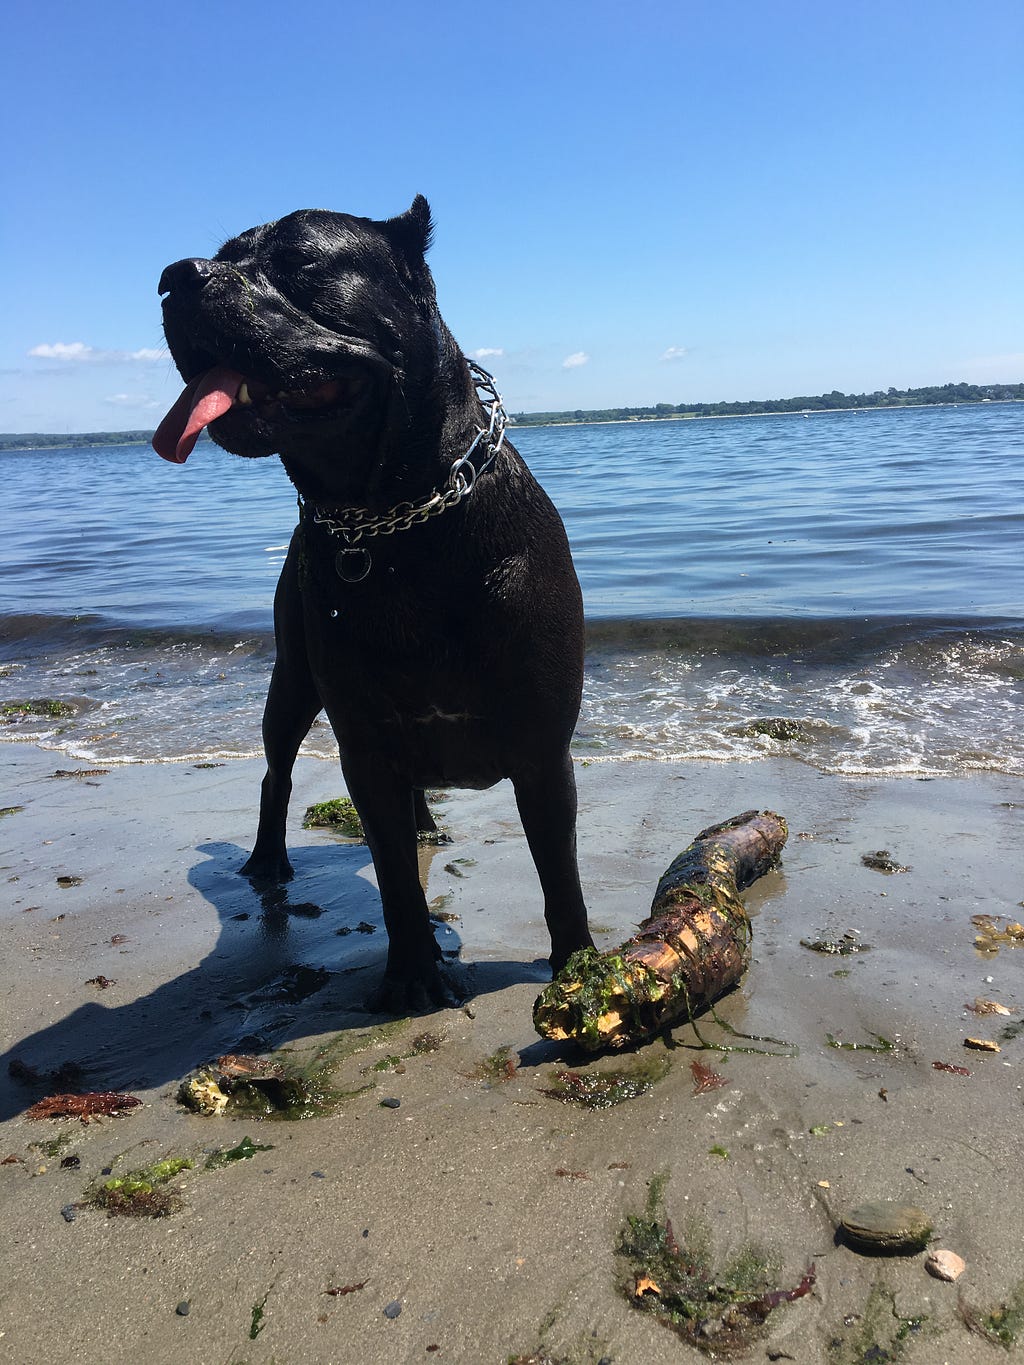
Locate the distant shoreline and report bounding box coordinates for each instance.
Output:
[1,395,1021,452]
[518,398,1024,430]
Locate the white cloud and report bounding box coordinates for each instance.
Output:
[661,346,689,362]
[29,341,95,361]
[28,341,170,364]
[472,347,504,360]
[104,392,162,408]
[562,351,589,369]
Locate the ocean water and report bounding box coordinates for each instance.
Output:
[1,403,1022,775]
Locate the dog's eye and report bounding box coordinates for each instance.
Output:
[275,246,317,275]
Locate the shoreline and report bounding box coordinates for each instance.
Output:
[2,398,1022,451]
[2,743,1023,1361]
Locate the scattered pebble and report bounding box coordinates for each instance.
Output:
[383,1299,402,1319]
[925,1249,966,1282]
[60,1204,77,1223]
[379,1097,401,1109]
[175,1300,191,1317]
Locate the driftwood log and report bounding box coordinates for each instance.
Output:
[533,810,788,1051]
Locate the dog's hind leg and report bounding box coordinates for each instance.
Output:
[513,751,594,975]
[413,788,436,835]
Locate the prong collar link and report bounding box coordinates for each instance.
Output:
[299,359,508,546]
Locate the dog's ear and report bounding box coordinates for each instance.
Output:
[382,195,434,270]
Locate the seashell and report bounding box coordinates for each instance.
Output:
[840,1201,932,1255]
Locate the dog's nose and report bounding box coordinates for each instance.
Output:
[158,257,217,295]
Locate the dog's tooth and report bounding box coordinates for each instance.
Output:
[237,381,252,407]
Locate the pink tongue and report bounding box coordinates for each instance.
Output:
[153,366,244,463]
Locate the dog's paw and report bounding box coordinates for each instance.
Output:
[363,968,463,1016]
[239,851,295,884]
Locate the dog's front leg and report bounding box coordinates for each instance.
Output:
[513,752,594,975]
[241,542,321,884]
[342,760,457,1013]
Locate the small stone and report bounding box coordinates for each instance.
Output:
[840,1201,933,1255]
[175,1301,191,1316]
[383,1299,402,1319]
[60,1204,77,1223]
[380,1097,401,1109]
[925,1249,966,1282]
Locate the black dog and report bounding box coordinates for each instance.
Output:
[154,196,594,1009]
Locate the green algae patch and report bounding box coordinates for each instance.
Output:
[962,1280,1024,1349]
[828,1282,928,1363]
[826,1031,896,1054]
[468,1045,520,1086]
[89,1156,194,1217]
[204,1135,275,1170]
[249,1288,271,1339]
[302,796,364,839]
[0,805,24,818]
[2,698,76,721]
[618,1175,814,1354]
[542,1052,670,1109]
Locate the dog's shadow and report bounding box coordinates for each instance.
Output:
[0,839,550,1122]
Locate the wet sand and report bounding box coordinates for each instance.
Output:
[1,743,1023,1363]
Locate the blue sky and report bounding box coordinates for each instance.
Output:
[3,0,1021,431]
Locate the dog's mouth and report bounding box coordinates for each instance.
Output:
[153,364,364,464]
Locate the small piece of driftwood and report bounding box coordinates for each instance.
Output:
[534,810,788,1051]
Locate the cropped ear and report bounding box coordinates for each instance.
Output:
[382,194,434,265]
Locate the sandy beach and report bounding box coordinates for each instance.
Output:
[2,742,1023,1363]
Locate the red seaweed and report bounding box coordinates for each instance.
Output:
[26,1091,141,1121]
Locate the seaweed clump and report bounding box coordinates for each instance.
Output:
[302,797,364,839]
[180,1051,353,1120]
[543,1053,671,1109]
[2,698,76,722]
[618,1174,814,1354]
[89,1157,194,1218]
[27,1091,141,1122]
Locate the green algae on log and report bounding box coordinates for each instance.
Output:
[534,810,788,1051]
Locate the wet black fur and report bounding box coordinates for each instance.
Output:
[158,196,593,1009]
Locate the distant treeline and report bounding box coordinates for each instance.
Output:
[0,429,155,451]
[1,382,1021,449]
[510,381,1024,427]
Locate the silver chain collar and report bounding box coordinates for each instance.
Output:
[300,359,508,547]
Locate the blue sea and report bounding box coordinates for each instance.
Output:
[1,402,1022,775]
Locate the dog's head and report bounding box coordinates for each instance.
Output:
[154,196,451,500]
